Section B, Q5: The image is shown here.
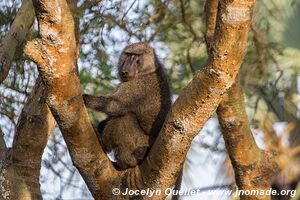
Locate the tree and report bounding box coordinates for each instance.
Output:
[1,0,292,199]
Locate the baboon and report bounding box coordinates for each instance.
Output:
[83,42,171,170]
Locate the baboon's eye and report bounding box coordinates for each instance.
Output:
[121,57,126,66]
[130,54,135,60]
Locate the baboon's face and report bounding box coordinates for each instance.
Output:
[118,43,156,82]
[118,53,144,81]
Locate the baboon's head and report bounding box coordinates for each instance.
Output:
[118,42,157,82]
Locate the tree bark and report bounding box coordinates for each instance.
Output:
[217,79,277,200]
[24,0,257,199]
[1,78,56,200]
[204,0,219,50]
[0,0,35,84]
[0,1,80,199]
[171,168,183,200]
[205,1,278,199]
[10,78,56,199]
[25,0,117,198]
[140,0,257,195]
[0,129,6,152]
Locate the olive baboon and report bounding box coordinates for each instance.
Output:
[83,42,171,170]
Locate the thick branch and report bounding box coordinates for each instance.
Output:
[217,79,277,200]
[0,0,35,84]
[205,1,278,199]
[1,78,56,199]
[7,1,79,197]
[24,0,117,198]
[204,0,219,50]
[10,78,56,199]
[140,0,257,196]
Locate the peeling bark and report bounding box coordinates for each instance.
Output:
[0,0,35,84]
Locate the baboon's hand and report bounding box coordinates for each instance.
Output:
[82,94,116,114]
[82,94,90,105]
[82,94,100,110]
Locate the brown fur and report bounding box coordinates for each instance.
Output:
[83,42,171,170]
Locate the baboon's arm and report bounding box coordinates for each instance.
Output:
[83,80,147,116]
